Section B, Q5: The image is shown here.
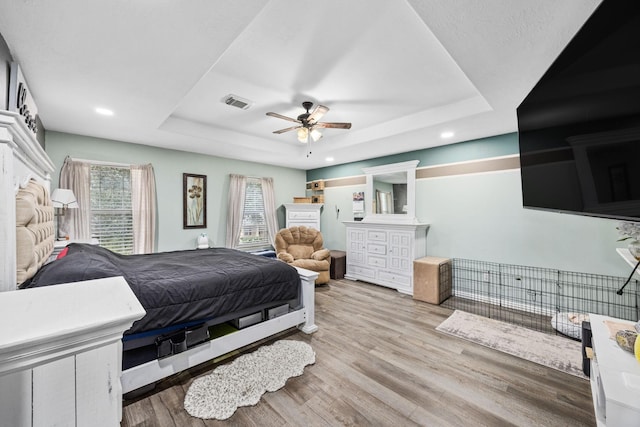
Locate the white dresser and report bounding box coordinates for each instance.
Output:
[344,221,429,295]
[0,277,145,427]
[589,314,640,427]
[284,203,322,231]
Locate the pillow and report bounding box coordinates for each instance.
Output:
[57,247,70,259]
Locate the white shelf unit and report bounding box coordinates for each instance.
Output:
[284,203,322,231]
[616,248,640,276]
[589,313,640,427]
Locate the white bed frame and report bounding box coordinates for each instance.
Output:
[0,109,318,422]
[0,110,54,291]
[122,266,318,394]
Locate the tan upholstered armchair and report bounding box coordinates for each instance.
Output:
[274,226,331,285]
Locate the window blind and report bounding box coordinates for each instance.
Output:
[238,178,270,250]
[90,165,134,255]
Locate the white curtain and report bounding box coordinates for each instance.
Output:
[225,174,247,248]
[261,177,279,247]
[131,164,157,254]
[59,157,91,240]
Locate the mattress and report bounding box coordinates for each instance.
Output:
[21,243,301,336]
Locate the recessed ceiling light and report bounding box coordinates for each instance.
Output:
[95,107,114,116]
[441,131,454,139]
[325,157,334,162]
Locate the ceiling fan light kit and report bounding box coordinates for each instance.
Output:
[297,127,309,143]
[267,102,351,155]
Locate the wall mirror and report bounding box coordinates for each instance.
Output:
[362,160,419,224]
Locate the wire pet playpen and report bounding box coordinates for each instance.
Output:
[439,258,640,339]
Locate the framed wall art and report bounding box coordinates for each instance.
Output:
[183,173,207,229]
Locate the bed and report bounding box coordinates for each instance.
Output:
[1,109,317,401]
[21,242,312,373]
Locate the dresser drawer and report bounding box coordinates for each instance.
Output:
[367,230,387,242]
[367,243,387,255]
[289,221,319,230]
[347,265,376,279]
[288,211,319,220]
[367,255,387,269]
[379,271,411,287]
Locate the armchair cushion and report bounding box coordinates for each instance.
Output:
[311,248,330,261]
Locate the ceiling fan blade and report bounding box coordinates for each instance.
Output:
[315,122,352,129]
[273,125,301,134]
[266,112,300,123]
[307,105,329,124]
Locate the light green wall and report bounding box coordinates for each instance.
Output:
[313,133,626,278]
[45,130,629,277]
[45,131,306,252]
[307,133,518,181]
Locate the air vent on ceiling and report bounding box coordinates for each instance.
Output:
[222,94,253,110]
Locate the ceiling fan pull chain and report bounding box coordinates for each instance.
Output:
[306,139,312,158]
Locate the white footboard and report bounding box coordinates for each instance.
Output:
[121,267,318,394]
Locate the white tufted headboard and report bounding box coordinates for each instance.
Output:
[15,180,55,285]
[0,110,55,290]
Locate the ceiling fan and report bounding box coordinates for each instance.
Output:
[266,101,352,145]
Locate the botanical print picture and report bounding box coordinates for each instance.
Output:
[183,173,207,228]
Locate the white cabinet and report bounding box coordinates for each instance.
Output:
[344,221,429,294]
[0,277,145,427]
[284,203,322,231]
[589,314,640,427]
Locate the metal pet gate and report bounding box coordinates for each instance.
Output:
[440,258,640,337]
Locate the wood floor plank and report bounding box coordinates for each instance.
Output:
[121,279,595,426]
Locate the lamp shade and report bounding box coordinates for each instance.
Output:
[310,128,323,142]
[297,127,309,143]
[51,188,79,209]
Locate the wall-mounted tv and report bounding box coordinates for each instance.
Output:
[517,0,640,221]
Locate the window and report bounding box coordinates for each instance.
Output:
[238,178,270,250]
[90,165,134,254]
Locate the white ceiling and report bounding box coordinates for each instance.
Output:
[0,0,602,170]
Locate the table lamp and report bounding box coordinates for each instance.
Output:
[51,188,78,239]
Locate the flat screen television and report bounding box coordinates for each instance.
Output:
[517,0,640,221]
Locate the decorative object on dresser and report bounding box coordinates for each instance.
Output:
[343,160,429,294]
[183,340,315,420]
[284,203,322,231]
[275,226,331,285]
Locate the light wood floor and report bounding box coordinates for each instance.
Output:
[121,279,595,426]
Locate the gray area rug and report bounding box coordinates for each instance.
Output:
[184,339,315,420]
[436,310,586,379]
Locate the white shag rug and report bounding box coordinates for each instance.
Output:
[184,340,315,420]
[436,310,586,379]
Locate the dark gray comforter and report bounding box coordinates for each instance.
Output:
[21,243,300,335]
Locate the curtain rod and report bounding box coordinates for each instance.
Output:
[72,157,131,167]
